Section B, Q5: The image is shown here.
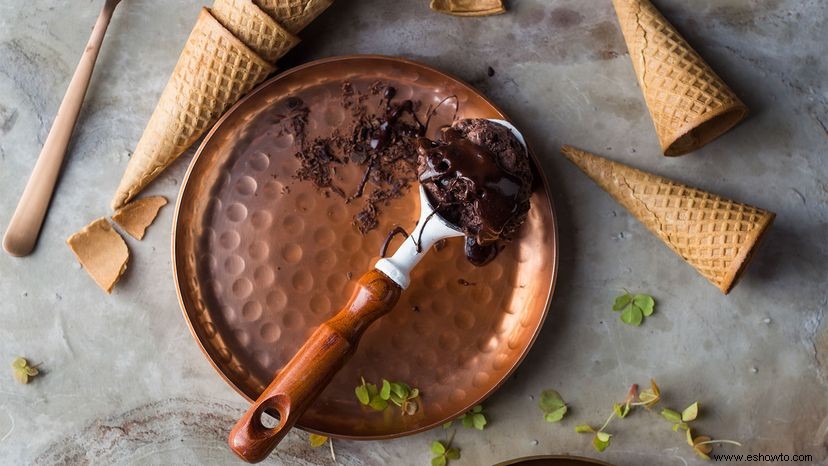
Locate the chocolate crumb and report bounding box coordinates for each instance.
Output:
[291,80,428,235]
[412,305,420,312]
[487,66,495,77]
[457,278,476,287]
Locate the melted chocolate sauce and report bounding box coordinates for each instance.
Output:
[379,225,409,258]
[464,237,499,266]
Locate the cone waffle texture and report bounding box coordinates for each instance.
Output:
[112,8,274,209]
[561,145,774,294]
[254,0,333,34]
[212,0,300,62]
[612,0,748,156]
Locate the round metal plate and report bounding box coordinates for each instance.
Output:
[173,55,558,439]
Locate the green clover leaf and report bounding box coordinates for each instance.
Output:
[539,389,568,423]
[620,306,643,326]
[613,294,632,311]
[355,384,370,405]
[612,292,656,326]
[368,396,388,411]
[634,294,655,316]
[309,434,328,448]
[458,405,488,430]
[575,424,595,433]
[430,439,460,466]
[592,434,611,452]
[661,408,682,423]
[12,357,39,384]
[682,402,699,422]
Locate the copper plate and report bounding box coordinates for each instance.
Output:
[173,55,558,439]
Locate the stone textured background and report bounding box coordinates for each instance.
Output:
[1,0,826,465]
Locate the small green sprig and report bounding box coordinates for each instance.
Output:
[538,390,568,423]
[657,401,742,459]
[661,401,698,431]
[11,357,39,384]
[355,377,420,415]
[612,291,655,326]
[444,404,488,430]
[575,379,740,460]
[430,436,460,466]
[574,384,640,452]
[574,420,613,452]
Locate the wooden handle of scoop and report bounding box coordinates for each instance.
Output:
[228,269,402,463]
[2,0,119,257]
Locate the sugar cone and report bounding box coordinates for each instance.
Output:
[254,0,334,34]
[561,145,774,294]
[111,8,274,209]
[611,0,748,156]
[212,0,300,62]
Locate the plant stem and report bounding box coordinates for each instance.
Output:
[446,429,457,448]
[329,438,337,462]
[599,411,616,432]
[695,439,743,447]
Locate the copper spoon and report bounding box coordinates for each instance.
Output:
[228,119,527,463]
[3,0,122,257]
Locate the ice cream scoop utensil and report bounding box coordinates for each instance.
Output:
[228,119,527,462]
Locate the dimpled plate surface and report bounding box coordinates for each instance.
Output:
[173,56,558,439]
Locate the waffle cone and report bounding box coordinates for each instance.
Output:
[561,145,774,294]
[612,0,748,156]
[212,0,300,62]
[254,0,333,34]
[112,8,274,209]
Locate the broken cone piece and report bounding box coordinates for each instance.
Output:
[112,196,168,240]
[561,145,774,294]
[66,218,129,294]
[430,0,505,16]
[611,0,748,156]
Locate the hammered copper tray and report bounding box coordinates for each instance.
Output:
[173,56,558,439]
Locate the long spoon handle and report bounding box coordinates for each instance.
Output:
[3,0,119,257]
[228,270,401,463]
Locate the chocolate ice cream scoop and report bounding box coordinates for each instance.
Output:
[417,118,533,265]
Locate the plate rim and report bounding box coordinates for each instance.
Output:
[171,54,559,440]
[494,455,615,466]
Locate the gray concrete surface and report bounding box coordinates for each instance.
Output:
[1,0,826,465]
